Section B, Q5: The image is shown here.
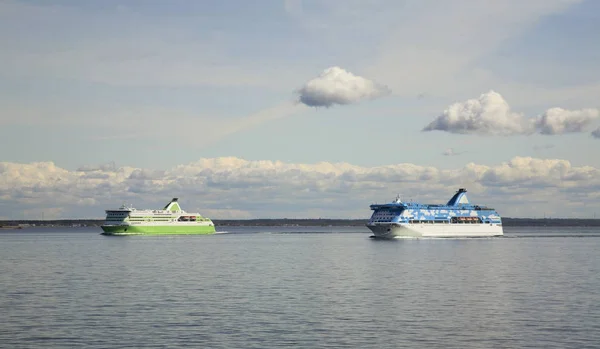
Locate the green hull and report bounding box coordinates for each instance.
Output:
[101,224,216,236]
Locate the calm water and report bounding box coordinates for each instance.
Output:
[1,226,599,349]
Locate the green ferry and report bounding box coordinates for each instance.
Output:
[101,198,215,235]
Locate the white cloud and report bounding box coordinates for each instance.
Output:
[297,67,390,107]
[443,148,466,156]
[1,156,599,220]
[423,90,600,136]
[593,128,600,139]
[423,91,530,135]
[77,163,118,172]
[535,108,600,135]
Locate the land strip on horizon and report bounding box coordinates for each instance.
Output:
[2,218,600,228]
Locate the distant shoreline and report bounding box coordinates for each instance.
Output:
[2,218,600,228]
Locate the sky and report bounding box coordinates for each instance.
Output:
[1,0,600,219]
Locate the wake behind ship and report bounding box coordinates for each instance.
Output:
[101,198,215,236]
[367,188,503,238]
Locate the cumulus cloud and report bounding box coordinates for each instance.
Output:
[534,108,599,135]
[442,148,466,156]
[297,66,390,107]
[77,163,118,172]
[423,91,529,135]
[1,156,600,220]
[423,90,600,136]
[591,127,600,139]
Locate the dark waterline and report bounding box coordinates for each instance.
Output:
[1,226,599,348]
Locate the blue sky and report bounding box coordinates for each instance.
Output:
[1,0,599,219]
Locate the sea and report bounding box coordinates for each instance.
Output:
[1,226,599,349]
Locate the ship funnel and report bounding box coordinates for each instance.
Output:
[163,198,182,212]
[446,188,469,206]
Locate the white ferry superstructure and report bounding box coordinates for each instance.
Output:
[366,188,503,238]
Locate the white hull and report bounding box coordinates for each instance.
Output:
[367,223,503,238]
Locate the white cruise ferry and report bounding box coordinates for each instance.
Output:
[367,188,503,238]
